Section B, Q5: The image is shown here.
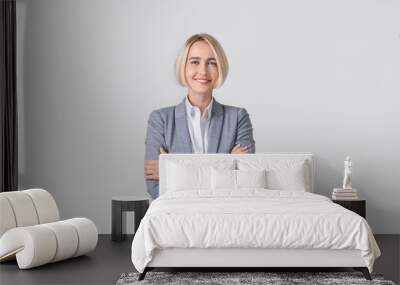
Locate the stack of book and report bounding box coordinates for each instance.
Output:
[332,188,358,200]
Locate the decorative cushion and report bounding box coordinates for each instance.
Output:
[236,169,267,189]
[211,168,236,190]
[166,160,235,192]
[211,169,267,190]
[237,159,309,191]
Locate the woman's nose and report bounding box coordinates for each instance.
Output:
[198,62,207,74]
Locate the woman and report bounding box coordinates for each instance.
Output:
[144,33,256,199]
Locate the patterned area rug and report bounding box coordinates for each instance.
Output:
[116,271,396,285]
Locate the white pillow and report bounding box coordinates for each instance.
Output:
[211,168,268,190]
[237,159,309,191]
[236,169,267,189]
[211,168,236,190]
[166,160,235,192]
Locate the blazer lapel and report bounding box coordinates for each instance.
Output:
[207,99,224,153]
[175,99,193,153]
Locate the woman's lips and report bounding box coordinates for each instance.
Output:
[194,78,211,84]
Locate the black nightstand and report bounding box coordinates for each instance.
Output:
[111,196,150,242]
[332,199,366,219]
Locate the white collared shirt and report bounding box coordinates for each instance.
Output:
[185,96,213,154]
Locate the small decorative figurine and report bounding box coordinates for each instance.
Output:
[342,156,352,190]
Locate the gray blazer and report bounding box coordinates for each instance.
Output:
[145,98,256,198]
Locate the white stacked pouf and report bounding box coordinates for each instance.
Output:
[0,189,98,269]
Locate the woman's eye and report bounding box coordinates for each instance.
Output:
[190,61,199,65]
[209,61,217,66]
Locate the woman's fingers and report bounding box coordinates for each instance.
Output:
[231,144,240,152]
[144,160,159,180]
[144,160,158,170]
[144,160,158,168]
[144,167,158,174]
[237,147,248,154]
[145,173,159,179]
[144,172,159,179]
[144,147,166,180]
[231,144,248,154]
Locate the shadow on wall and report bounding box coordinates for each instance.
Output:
[313,154,341,197]
[18,0,57,192]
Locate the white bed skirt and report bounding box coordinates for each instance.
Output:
[147,248,366,268]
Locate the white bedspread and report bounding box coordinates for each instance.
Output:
[131,190,380,273]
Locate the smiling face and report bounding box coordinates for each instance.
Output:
[185,40,219,97]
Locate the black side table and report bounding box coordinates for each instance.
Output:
[332,199,366,219]
[112,196,149,242]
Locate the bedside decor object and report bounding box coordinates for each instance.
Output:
[332,188,358,200]
[0,189,98,269]
[112,196,149,242]
[343,156,353,190]
[332,156,358,200]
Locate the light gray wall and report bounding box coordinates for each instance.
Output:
[17,0,400,234]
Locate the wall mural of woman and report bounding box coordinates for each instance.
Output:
[144,33,256,199]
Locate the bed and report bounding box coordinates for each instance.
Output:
[131,153,380,280]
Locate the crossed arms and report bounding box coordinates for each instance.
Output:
[144,107,255,181]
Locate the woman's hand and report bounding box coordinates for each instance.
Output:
[144,147,167,180]
[231,144,248,154]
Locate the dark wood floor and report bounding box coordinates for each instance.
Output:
[0,234,399,285]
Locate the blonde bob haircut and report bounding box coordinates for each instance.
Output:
[175,33,229,89]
